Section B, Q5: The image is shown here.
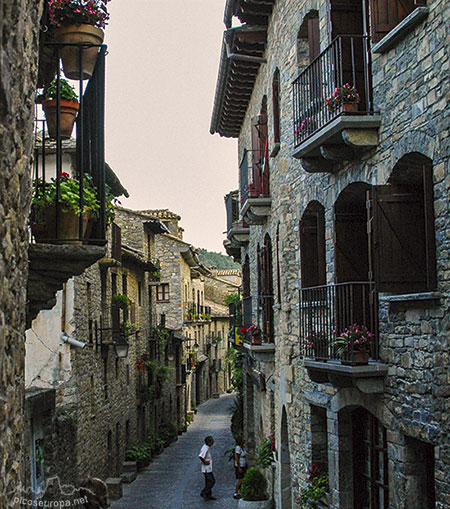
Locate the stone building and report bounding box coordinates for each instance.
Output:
[212,0,449,508]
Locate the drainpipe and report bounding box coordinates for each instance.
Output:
[61,332,86,349]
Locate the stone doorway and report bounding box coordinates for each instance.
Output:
[280,406,292,508]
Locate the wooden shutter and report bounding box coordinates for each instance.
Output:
[308,16,320,61]
[251,115,267,196]
[111,223,122,262]
[370,0,423,42]
[335,205,369,283]
[272,72,281,143]
[368,180,435,293]
[330,0,364,39]
[130,301,136,323]
[300,210,326,288]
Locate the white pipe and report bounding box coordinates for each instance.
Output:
[61,332,86,349]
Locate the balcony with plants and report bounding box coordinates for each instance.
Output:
[299,282,387,393]
[27,0,116,326]
[224,190,249,260]
[292,35,381,173]
[239,146,272,226]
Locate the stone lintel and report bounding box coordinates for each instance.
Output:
[379,291,441,303]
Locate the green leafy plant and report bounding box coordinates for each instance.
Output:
[230,392,244,441]
[112,293,131,309]
[48,0,110,29]
[44,77,78,102]
[225,293,241,306]
[241,468,268,501]
[125,444,151,462]
[144,360,169,397]
[120,320,137,336]
[158,421,178,447]
[297,464,328,507]
[32,172,100,220]
[256,437,273,468]
[147,432,164,455]
[150,270,162,281]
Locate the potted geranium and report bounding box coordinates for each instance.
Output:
[243,324,263,345]
[42,78,79,140]
[48,0,110,80]
[326,83,360,113]
[333,324,372,365]
[297,463,328,508]
[239,468,272,508]
[31,171,100,243]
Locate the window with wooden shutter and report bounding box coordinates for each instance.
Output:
[370,0,427,42]
[368,159,435,293]
[308,16,320,61]
[300,202,326,288]
[157,283,170,302]
[251,114,267,197]
[272,70,281,143]
[111,223,122,262]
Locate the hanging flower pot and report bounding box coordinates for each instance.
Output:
[42,77,79,139]
[55,24,104,80]
[43,98,79,140]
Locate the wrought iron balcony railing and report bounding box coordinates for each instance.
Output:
[293,35,374,147]
[184,302,211,322]
[32,43,107,245]
[299,282,378,361]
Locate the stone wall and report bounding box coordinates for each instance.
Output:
[227,0,450,507]
[0,1,44,505]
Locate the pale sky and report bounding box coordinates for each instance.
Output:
[104,0,237,253]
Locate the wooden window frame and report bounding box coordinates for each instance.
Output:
[157,283,170,302]
[272,70,281,144]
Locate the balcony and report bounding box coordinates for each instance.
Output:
[240,150,271,225]
[27,42,110,326]
[292,35,381,173]
[184,303,211,323]
[299,282,387,393]
[224,190,249,257]
[242,295,275,359]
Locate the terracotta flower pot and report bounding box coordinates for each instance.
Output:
[55,24,104,80]
[251,335,262,346]
[341,349,369,366]
[43,99,79,140]
[343,101,358,112]
[43,206,89,244]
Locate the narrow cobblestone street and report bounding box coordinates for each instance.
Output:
[111,394,240,509]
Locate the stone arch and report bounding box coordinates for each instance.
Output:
[297,9,320,67]
[391,132,436,169]
[280,406,292,508]
[300,200,326,287]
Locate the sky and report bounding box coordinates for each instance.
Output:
[104,0,237,253]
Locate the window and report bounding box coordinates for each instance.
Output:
[272,69,281,144]
[251,99,269,197]
[404,437,435,508]
[352,408,389,508]
[368,153,436,293]
[257,234,274,342]
[300,202,326,288]
[111,272,117,295]
[370,0,426,43]
[157,284,170,302]
[297,10,320,67]
[138,281,142,306]
[122,274,127,295]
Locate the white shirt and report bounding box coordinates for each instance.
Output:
[199,444,213,473]
[235,445,247,467]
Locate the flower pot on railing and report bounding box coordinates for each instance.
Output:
[342,101,358,112]
[43,98,79,140]
[55,24,104,80]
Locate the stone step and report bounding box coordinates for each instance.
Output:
[120,470,137,483]
[105,478,123,500]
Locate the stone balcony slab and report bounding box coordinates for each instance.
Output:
[305,359,388,393]
[27,243,106,327]
[228,225,250,246]
[241,197,272,225]
[244,342,275,363]
[292,115,381,173]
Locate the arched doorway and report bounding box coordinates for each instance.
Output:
[280,406,292,508]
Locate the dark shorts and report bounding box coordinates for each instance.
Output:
[235,465,247,479]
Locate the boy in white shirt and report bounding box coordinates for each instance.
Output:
[199,436,216,501]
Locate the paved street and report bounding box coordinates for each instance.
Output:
[111,394,240,509]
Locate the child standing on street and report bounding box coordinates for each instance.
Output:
[233,436,248,499]
[199,436,216,501]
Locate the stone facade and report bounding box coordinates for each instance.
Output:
[0,1,44,506]
[212,0,449,507]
